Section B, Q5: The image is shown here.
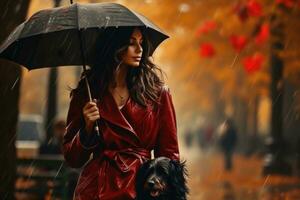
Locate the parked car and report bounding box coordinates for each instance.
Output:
[16,114,45,158]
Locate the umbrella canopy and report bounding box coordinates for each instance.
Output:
[0,2,169,69]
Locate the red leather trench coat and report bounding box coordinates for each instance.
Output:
[63,86,179,200]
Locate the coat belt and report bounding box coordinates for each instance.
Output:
[102,148,151,172]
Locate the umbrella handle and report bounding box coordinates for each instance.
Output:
[83,75,101,138]
[78,25,102,140]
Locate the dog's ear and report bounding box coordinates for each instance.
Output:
[169,160,188,182]
[169,160,189,200]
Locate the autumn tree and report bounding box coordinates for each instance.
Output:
[0,0,31,198]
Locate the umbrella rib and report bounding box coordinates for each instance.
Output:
[74,3,90,101]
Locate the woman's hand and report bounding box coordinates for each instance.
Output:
[82,99,100,134]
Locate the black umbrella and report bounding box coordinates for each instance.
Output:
[0,2,169,136]
[0,2,168,68]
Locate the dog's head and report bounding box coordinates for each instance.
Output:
[136,157,188,200]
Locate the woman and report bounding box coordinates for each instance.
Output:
[63,26,179,200]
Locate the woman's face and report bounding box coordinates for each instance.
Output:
[121,28,143,67]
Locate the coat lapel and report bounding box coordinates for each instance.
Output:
[97,91,138,139]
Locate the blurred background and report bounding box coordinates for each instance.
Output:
[0,0,300,199]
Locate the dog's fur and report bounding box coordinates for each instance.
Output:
[136,157,188,200]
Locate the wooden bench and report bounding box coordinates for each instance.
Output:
[16,155,78,199]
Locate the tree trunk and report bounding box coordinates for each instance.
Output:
[0,0,31,199]
[262,11,292,175]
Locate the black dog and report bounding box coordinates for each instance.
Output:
[136,157,188,200]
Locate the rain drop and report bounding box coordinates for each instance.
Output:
[11,77,20,90]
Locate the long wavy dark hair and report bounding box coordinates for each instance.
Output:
[71,26,165,107]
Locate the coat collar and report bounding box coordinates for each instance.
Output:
[97,90,138,139]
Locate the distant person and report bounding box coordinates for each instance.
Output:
[218,119,237,171]
[39,119,65,155]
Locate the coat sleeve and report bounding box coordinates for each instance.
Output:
[62,92,100,168]
[154,86,180,161]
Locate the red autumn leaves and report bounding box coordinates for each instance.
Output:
[196,20,217,58]
[254,23,269,45]
[229,22,270,53]
[230,35,248,53]
[242,53,265,74]
[234,0,263,21]
[195,20,217,37]
[199,43,215,57]
[195,0,277,74]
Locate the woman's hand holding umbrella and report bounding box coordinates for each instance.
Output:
[83,99,100,134]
